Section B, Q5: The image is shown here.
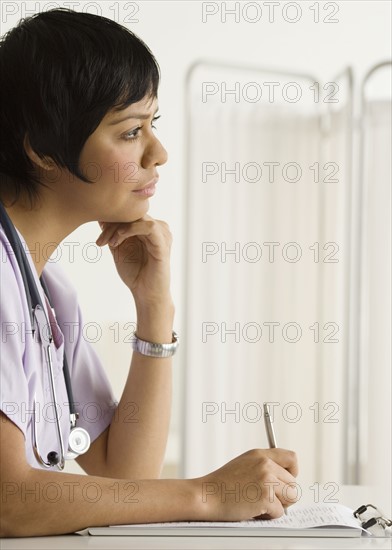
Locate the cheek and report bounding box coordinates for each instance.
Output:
[79,134,141,187]
[98,146,141,188]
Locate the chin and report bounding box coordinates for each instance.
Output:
[119,201,150,223]
[98,198,150,224]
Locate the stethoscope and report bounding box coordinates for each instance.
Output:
[0,201,90,470]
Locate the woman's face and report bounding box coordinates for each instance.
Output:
[68,94,167,223]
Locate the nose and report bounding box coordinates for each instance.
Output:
[142,135,168,169]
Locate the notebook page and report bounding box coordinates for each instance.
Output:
[109,503,362,530]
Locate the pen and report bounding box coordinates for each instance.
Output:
[263,403,288,515]
[263,402,277,448]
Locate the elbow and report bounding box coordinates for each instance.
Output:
[0,472,35,537]
[0,479,49,538]
[0,512,25,538]
[0,502,35,538]
[0,486,22,538]
[0,503,69,538]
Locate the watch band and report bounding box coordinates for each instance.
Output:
[132,331,179,358]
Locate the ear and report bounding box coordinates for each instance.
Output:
[23,133,55,171]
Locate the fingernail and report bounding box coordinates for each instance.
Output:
[109,236,118,247]
[96,233,108,246]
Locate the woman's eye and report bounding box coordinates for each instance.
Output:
[122,115,161,141]
[151,114,161,129]
[123,127,142,141]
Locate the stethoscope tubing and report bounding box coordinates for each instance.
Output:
[0,201,89,468]
[32,304,67,469]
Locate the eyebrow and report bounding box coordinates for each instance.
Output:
[108,107,159,126]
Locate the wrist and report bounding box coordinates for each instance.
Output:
[183,478,209,521]
[134,295,175,315]
[135,301,175,344]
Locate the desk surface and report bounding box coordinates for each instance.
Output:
[2,485,391,549]
[1,534,392,550]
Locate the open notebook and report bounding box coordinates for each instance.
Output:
[76,503,372,537]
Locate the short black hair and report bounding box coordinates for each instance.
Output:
[0,8,160,206]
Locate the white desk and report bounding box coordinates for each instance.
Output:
[2,486,391,550]
[1,533,392,550]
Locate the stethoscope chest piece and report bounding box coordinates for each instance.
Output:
[67,427,91,459]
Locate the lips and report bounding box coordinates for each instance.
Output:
[132,176,159,193]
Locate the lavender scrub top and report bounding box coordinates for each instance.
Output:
[0,222,117,469]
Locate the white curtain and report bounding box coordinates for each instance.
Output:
[358,97,391,491]
[181,63,352,487]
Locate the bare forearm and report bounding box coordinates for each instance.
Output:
[105,299,175,479]
[1,467,198,537]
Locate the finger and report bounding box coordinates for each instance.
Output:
[255,502,285,520]
[261,476,300,511]
[268,459,298,486]
[264,448,299,477]
[277,479,300,508]
[97,220,150,246]
[257,487,286,520]
[116,219,165,237]
[261,456,299,492]
[107,220,169,250]
[96,223,121,246]
[254,454,299,507]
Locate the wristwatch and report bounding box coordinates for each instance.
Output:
[132,331,179,358]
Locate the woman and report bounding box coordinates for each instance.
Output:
[0,8,298,537]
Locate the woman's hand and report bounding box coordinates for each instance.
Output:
[96,215,173,308]
[190,448,299,522]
